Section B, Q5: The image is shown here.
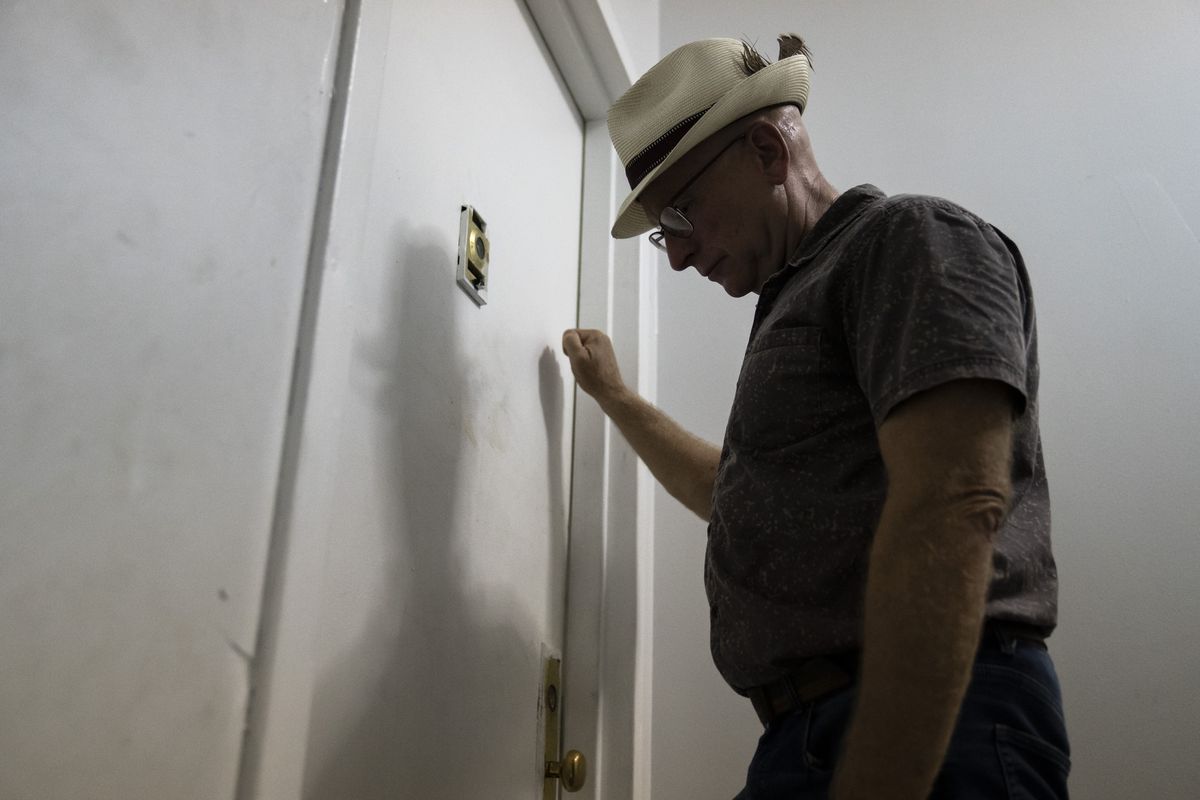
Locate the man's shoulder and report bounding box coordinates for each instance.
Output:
[845,191,994,256]
[873,191,984,224]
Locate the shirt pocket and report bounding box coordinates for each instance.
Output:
[727,326,824,453]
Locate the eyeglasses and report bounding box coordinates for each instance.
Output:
[648,134,745,252]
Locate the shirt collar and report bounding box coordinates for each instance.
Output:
[786,184,887,268]
[755,184,887,302]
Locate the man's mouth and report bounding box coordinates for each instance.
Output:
[700,257,723,279]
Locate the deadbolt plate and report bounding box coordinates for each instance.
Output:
[457,205,489,306]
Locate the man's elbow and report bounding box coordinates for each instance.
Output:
[955,485,1011,540]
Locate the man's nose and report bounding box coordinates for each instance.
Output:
[665,235,695,272]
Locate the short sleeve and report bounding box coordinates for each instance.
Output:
[844,197,1031,426]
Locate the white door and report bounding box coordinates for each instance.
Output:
[296,2,583,797]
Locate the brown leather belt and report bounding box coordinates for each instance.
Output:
[747,653,857,728]
[746,620,1048,728]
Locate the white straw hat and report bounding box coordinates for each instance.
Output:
[607,36,813,239]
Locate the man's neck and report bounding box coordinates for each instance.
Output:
[785,177,840,265]
[751,172,841,295]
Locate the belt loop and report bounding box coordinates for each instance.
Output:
[783,675,801,708]
[988,621,1018,655]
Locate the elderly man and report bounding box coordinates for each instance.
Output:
[562,35,1070,799]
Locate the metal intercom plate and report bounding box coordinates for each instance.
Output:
[457,205,489,306]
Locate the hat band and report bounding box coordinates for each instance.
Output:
[623,105,714,190]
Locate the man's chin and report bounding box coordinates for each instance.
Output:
[720,279,751,298]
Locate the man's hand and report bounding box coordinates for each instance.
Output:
[561,327,721,521]
[562,328,628,406]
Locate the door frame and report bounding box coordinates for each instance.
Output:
[235,1,655,798]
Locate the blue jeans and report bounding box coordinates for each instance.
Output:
[734,630,1071,799]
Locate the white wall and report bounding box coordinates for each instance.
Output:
[651,2,1200,798]
[0,2,342,798]
[603,0,661,75]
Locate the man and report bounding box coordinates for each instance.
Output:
[562,35,1070,799]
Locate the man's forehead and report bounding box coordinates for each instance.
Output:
[639,135,722,216]
[638,174,677,220]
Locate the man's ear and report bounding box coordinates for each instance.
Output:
[745,120,789,185]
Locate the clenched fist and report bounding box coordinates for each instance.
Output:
[562,328,627,404]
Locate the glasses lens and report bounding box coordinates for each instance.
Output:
[660,207,692,237]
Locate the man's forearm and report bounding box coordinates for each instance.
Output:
[831,501,995,800]
[598,388,720,520]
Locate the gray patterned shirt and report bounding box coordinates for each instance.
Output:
[706,185,1058,693]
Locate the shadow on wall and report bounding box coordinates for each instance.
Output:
[539,343,569,618]
[303,225,567,798]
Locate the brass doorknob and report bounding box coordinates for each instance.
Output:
[546,749,587,792]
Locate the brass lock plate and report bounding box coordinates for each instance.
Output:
[541,651,586,797]
[541,654,562,800]
[457,205,489,306]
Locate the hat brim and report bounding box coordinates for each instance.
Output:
[610,56,811,239]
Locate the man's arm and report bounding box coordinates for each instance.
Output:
[562,328,720,520]
[831,378,1016,800]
